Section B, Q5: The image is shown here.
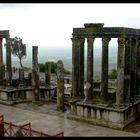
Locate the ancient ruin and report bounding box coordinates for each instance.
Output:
[68,23,140,130]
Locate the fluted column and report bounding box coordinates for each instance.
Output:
[101,38,110,103]
[79,37,85,99]
[116,38,125,104]
[71,37,80,99]
[0,38,3,66]
[85,37,94,101]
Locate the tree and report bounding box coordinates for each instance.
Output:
[9,37,26,68]
[38,62,71,74]
[109,69,117,79]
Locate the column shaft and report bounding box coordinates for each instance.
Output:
[116,38,125,104]
[137,38,140,96]
[32,46,40,101]
[72,37,80,99]
[124,38,131,102]
[130,38,137,100]
[0,38,3,66]
[85,37,94,101]
[101,38,110,103]
[79,38,85,99]
[6,38,12,86]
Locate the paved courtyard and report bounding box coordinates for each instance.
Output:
[0,102,139,137]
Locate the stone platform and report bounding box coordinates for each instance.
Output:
[68,99,140,130]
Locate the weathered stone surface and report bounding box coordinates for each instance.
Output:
[6,38,12,86]
[85,37,94,101]
[130,38,137,100]
[19,68,24,87]
[0,65,5,86]
[101,38,110,103]
[71,37,80,99]
[57,60,65,111]
[0,38,3,66]
[45,62,51,86]
[116,38,125,104]
[79,37,85,99]
[124,38,131,102]
[32,46,40,101]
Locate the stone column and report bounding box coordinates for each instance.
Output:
[0,65,5,86]
[79,37,85,99]
[130,38,137,100]
[32,46,40,101]
[71,37,80,99]
[101,38,110,103]
[137,38,140,97]
[57,60,65,111]
[85,37,94,102]
[124,38,131,102]
[116,38,125,104]
[6,38,12,86]
[0,38,3,66]
[45,62,51,86]
[19,68,24,87]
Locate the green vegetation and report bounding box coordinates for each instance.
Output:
[109,69,117,79]
[38,62,71,74]
[5,37,26,68]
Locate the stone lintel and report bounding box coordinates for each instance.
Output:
[72,27,140,38]
[84,23,104,28]
[0,30,9,38]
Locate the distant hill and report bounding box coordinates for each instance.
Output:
[3,46,117,79]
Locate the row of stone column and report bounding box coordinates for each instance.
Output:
[72,36,140,104]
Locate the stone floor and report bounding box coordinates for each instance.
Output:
[0,102,139,137]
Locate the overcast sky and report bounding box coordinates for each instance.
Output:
[0,3,140,49]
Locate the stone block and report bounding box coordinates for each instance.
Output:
[109,111,121,123]
[84,107,88,117]
[26,90,33,100]
[102,110,109,121]
[96,109,101,119]
[91,108,96,118]
[1,92,7,100]
[77,106,81,116]
[80,106,84,116]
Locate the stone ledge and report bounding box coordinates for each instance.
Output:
[67,114,136,130]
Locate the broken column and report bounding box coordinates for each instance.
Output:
[32,46,40,102]
[6,38,12,86]
[57,60,65,111]
[85,37,94,102]
[45,61,51,86]
[101,38,110,103]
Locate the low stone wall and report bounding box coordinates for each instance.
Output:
[0,86,56,105]
[68,100,140,130]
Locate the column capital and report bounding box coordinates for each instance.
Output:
[102,38,111,46]
[71,36,85,46]
[117,38,125,46]
[87,37,95,43]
